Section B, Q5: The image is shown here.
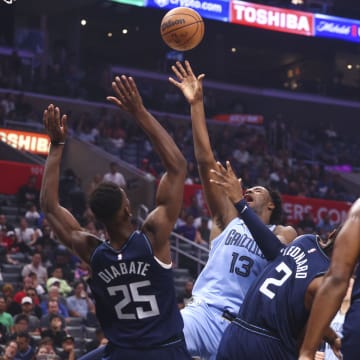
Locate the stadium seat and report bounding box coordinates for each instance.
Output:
[66,317,84,326]
[66,326,84,339]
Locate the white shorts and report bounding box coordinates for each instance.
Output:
[181,299,231,360]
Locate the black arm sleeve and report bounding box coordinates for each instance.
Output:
[234,199,285,260]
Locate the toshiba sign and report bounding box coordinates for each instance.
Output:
[0,128,49,155]
[231,1,314,36]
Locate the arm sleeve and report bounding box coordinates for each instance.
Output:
[234,199,285,260]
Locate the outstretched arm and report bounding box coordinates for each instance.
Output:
[169,61,237,239]
[210,161,285,260]
[40,105,99,264]
[107,76,186,263]
[299,198,360,360]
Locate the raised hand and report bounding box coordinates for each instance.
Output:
[169,60,205,105]
[43,104,67,144]
[107,75,144,115]
[209,161,244,204]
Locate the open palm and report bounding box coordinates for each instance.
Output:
[169,60,205,105]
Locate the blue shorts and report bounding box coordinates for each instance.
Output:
[342,300,360,360]
[216,320,294,360]
[181,299,231,360]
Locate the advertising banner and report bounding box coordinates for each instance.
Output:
[0,128,49,155]
[314,13,360,43]
[183,184,351,225]
[212,113,263,125]
[231,0,314,36]
[0,160,43,195]
[146,0,230,22]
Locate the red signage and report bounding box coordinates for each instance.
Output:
[231,0,314,36]
[0,160,43,195]
[212,114,263,125]
[0,128,49,155]
[183,184,351,225]
[282,195,351,225]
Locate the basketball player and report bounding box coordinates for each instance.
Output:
[40,75,191,359]
[299,198,360,360]
[169,60,297,359]
[209,161,341,360]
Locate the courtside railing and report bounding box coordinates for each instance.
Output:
[137,204,209,276]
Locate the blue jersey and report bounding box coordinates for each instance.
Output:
[192,217,274,315]
[237,234,329,356]
[89,230,184,348]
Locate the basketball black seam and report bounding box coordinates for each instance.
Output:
[161,20,204,37]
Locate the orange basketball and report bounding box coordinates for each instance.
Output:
[160,7,205,51]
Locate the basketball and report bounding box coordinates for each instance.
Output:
[160,7,205,51]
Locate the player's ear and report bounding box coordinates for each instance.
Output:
[267,200,275,212]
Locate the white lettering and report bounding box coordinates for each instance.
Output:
[233,3,310,32]
[317,21,351,35]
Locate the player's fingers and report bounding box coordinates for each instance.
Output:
[111,81,123,100]
[184,60,194,77]
[168,77,180,87]
[210,169,225,180]
[128,77,140,97]
[106,96,122,107]
[61,114,68,131]
[171,65,183,81]
[117,76,131,99]
[43,109,48,129]
[176,61,187,77]
[55,107,61,128]
[226,161,236,177]
[216,161,227,174]
[121,75,133,96]
[198,73,205,82]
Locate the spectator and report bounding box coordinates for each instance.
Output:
[175,213,205,245]
[13,297,40,334]
[9,315,31,341]
[0,322,8,345]
[2,284,20,317]
[15,332,34,360]
[58,334,75,360]
[14,218,38,253]
[28,272,46,298]
[102,161,126,188]
[21,252,47,286]
[24,202,41,228]
[0,297,13,333]
[0,340,18,360]
[66,281,95,321]
[13,277,36,305]
[16,176,40,210]
[39,300,66,331]
[46,268,72,297]
[40,286,68,319]
[40,315,67,349]
[33,224,57,265]
[177,280,194,309]
[73,260,90,281]
[24,288,42,319]
[86,173,102,198]
[0,214,14,233]
[51,249,74,284]
[196,216,211,245]
[297,211,316,234]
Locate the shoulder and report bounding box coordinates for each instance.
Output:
[274,225,297,245]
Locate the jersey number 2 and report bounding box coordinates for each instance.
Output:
[107,280,160,320]
[259,262,292,299]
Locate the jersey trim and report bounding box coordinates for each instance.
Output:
[154,256,172,269]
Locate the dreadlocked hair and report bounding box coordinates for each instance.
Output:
[264,187,283,225]
[89,182,123,223]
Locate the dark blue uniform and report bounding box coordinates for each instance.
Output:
[217,234,330,360]
[89,230,190,360]
[341,263,360,360]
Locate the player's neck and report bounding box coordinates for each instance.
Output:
[107,223,133,250]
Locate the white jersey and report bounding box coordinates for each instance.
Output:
[325,310,345,360]
[192,217,274,315]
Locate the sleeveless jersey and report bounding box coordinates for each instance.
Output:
[237,234,330,356]
[351,263,360,300]
[192,217,274,315]
[89,230,184,348]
